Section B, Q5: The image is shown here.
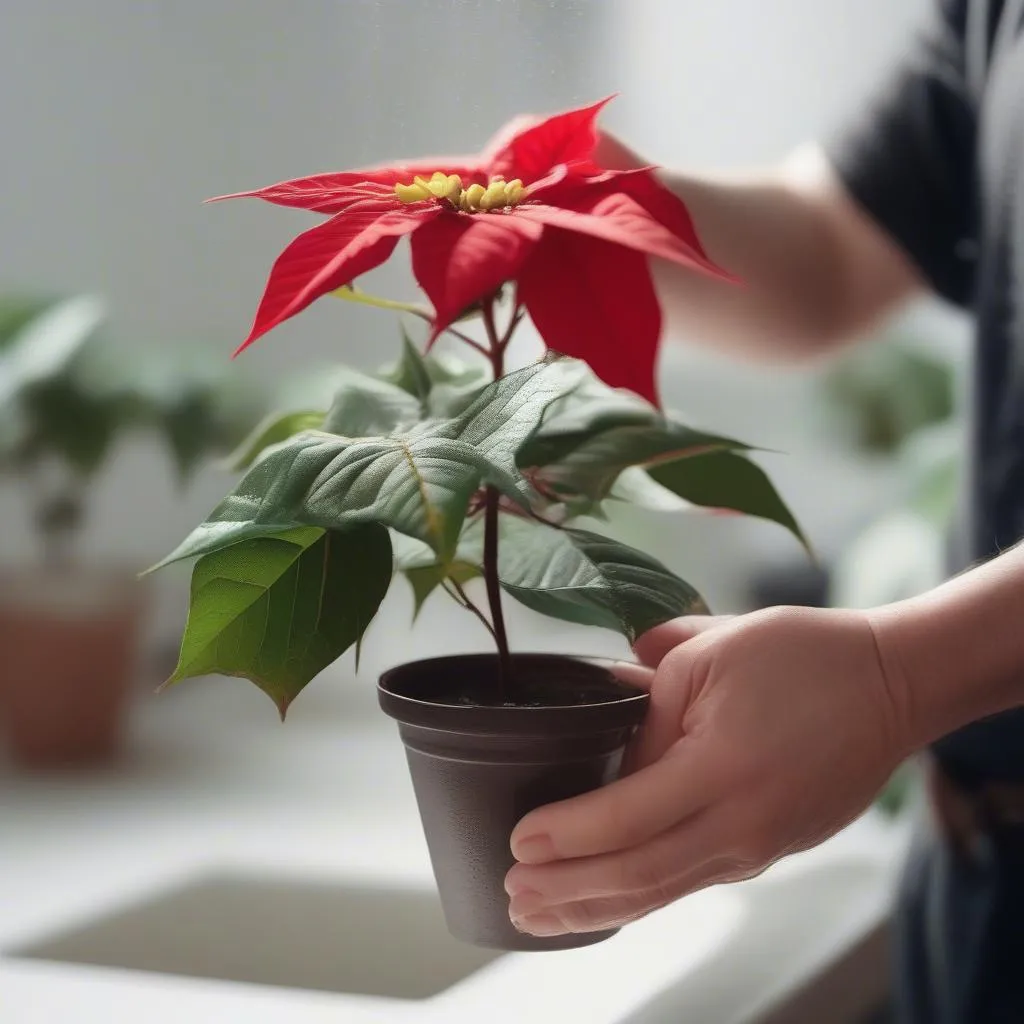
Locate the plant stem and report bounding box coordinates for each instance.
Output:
[441,324,490,357]
[406,306,491,357]
[482,485,511,694]
[446,579,497,641]
[481,296,514,697]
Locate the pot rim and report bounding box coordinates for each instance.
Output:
[378,651,649,735]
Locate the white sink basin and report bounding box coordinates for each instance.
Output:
[10,872,503,1000]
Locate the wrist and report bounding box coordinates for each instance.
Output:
[867,546,1024,752]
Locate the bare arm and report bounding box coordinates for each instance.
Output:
[872,543,1024,751]
[599,136,928,359]
[504,545,1024,937]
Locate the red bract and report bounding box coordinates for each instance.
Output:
[216,97,734,404]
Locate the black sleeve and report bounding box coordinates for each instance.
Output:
[825,0,979,307]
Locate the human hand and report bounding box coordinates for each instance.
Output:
[505,606,912,937]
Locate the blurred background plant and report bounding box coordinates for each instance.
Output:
[824,329,963,611]
[0,293,266,569]
[0,292,267,767]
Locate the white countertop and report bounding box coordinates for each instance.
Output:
[0,664,910,1024]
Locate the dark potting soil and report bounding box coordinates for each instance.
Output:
[428,660,629,709]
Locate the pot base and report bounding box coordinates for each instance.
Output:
[461,924,618,953]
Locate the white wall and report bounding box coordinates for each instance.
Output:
[605,0,931,166]
[0,0,959,649]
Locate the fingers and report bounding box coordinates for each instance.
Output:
[508,809,742,935]
[606,660,656,692]
[633,615,731,668]
[510,737,717,865]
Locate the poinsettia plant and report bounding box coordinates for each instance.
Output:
[156,98,806,716]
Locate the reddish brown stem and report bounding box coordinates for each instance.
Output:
[444,579,497,641]
[482,485,511,696]
[480,295,515,697]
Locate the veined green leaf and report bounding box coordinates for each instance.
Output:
[151,431,526,570]
[321,370,422,437]
[519,419,745,506]
[227,409,325,471]
[166,524,392,718]
[523,358,654,434]
[153,361,576,574]
[227,363,427,473]
[649,450,809,552]
[421,360,578,480]
[498,520,707,642]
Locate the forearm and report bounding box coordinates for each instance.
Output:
[650,147,925,360]
[870,544,1024,752]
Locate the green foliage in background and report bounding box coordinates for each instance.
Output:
[0,293,266,565]
[821,335,956,456]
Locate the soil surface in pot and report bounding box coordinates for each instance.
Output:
[392,653,638,709]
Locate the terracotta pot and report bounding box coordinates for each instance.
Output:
[378,653,648,952]
[0,569,146,768]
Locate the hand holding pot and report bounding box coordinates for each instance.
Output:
[505,607,909,937]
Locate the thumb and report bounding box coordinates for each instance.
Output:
[633,615,732,668]
[624,639,711,774]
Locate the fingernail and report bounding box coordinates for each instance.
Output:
[512,833,556,863]
[510,911,566,937]
[507,888,546,916]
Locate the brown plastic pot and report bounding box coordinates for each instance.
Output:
[378,652,648,952]
[0,569,146,768]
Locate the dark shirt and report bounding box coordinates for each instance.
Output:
[827,0,1024,784]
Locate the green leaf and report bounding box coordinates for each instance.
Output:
[23,379,119,475]
[421,358,491,418]
[422,360,576,480]
[519,419,745,506]
[167,524,393,717]
[151,431,526,570]
[608,466,689,511]
[379,335,490,418]
[321,369,422,437]
[522,358,654,434]
[648,450,809,551]
[0,295,106,406]
[153,361,574,573]
[0,295,58,352]
[136,359,267,482]
[405,559,482,617]
[161,399,223,482]
[498,520,707,642]
[384,328,433,404]
[227,409,325,471]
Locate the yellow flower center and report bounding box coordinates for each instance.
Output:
[394,171,525,212]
